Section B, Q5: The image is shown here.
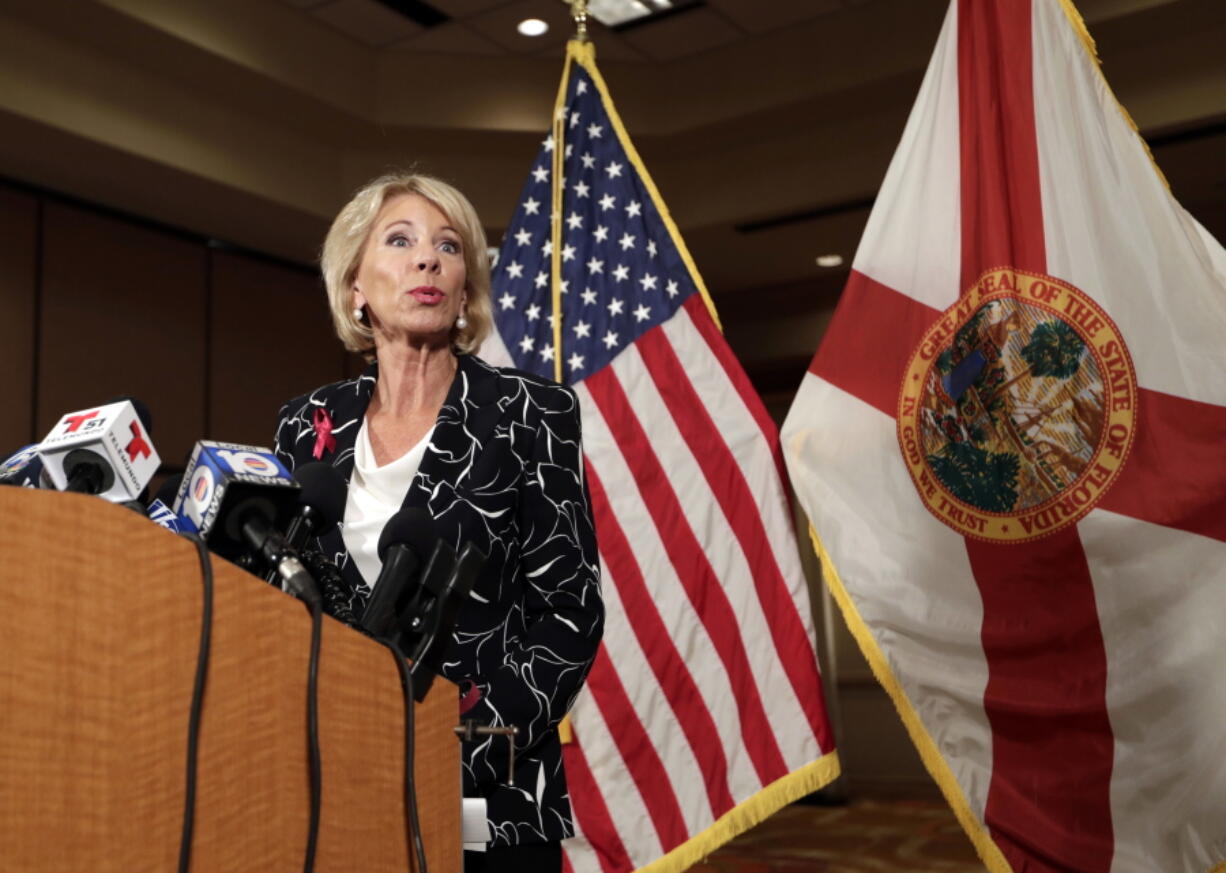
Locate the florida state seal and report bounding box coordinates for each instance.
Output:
[897,267,1137,543]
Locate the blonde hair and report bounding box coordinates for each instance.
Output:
[321,172,492,356]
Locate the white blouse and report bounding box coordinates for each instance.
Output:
[341,418,433,589]
[340,419,493,847]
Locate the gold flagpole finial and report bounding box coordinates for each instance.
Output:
[568,0,590,42]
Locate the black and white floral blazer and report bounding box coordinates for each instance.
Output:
[274,353,603,848]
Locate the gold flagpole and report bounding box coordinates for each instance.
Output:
[569,0,589,42]
[547,3,592,384]
[549,2,591,384]
[548,75,568,385]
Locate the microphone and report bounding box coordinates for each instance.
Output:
[37,400,160,500]
[238,505,321,606]
[358,508,438,640]
[172,441,317,602]
[0,444,51,488]
[264,462,347,590]
[361,508,486,699]
[286,463,348,550]
[402,542,484,671]
[173,441,298,551]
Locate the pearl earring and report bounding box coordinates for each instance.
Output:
[455,313,469,330]
[353,306,364,321]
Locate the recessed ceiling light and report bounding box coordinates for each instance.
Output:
[518,18,549,37]
[587,0,674,28]
[816,254,844,268]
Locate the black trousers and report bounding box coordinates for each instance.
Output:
[463,842,561,873]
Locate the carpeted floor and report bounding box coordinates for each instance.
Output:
[688,794,989,872]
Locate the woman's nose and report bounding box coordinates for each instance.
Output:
[416,248,440,272]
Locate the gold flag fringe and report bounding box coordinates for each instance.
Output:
[806,523,1014,873]
[630,754,841,873]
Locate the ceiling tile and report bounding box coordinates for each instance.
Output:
[705,0,842,35]
[310,0,424,47]
[570,27,652,62]
[437,0,521,16]
[389,20,505,54]
[619,6,742,61]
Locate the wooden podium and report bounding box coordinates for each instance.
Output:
[0,488,460,872]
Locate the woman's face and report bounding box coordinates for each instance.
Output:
[352,193,467,347]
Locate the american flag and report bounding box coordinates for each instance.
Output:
[484,40,838,873]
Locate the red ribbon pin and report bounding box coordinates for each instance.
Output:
[311,407,336,460]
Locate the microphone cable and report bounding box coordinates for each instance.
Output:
[303,595,324,873]
[175,519,324,873]
[380,637,427,873]
[178,534,214,873]
[253,529,325,873]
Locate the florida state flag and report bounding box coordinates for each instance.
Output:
[782,1,1226,871]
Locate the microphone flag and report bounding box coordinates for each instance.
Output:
[173,441,298,559]
[0,445,48,488]
[146,499,186,533]
[38,401,160,500]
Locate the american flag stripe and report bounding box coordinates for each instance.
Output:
[591,574,727,825]
[578,566,715,838]
[487,38,837,872]
[578,373,786,789]
[582,367,792,784]
[661,305,835,759]
[575,702,667,866]
[577,389,778,809]
[559,727,634,873]
[673,296,789,473]
[661,308,816,581]
[636,324,831,745]
[592,362,818,770]
[583,645,690,848]
[586,467,737,817]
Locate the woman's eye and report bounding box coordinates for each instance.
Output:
[388,233,409,247]
[440,240,460,254]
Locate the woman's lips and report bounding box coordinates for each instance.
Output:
[408,286,444,304]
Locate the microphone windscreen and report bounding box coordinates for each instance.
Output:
[38,400,160,500]
[377,506,436,562]
[293,462,348,530]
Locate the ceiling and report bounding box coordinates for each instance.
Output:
[277,0,890,61]
[0,0,1222,397]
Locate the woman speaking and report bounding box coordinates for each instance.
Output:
[274,173,604,872]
